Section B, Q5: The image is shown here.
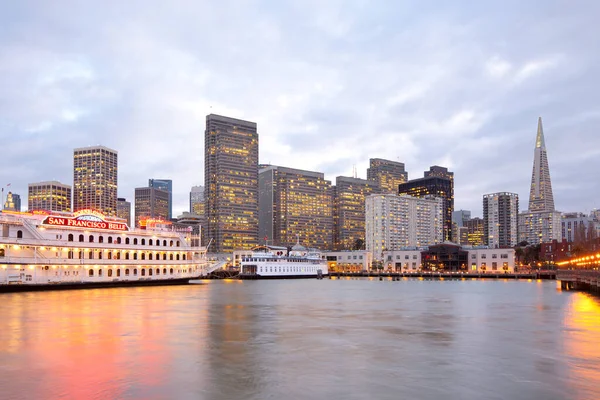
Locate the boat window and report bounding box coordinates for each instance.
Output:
[163,268,167,275]
[134,238,138,245]
[68,234,74,242]
[117,269,121,277]
[125,238,130,245]
[149,268,153,276]
[170,254,174,260]
[108,269,113,277]
[163,253,167,260]
[170,268,174,274]
[176,254,180,261]
[141,238,145,245]
[107,251,112,260]
[170,240,173,247]
[163,240,167,246]
[149,239,153,246]
[133,253,138,260]
[125,253,130,260]
[89,235,94,242]
[133,269,137,275]
[89,269,94,277]
[89,251,93,259]
[98,252,103,260]
[183,254,186,260]
[141,269,146,276]
[156,268,160,275]
[99,236,104,243]
[68,250,74,259]
[176,241,180,247]
[16,230,23,239]
[98,269,103,277]
[149,253,153,260]
[108,237,113,244]
[125,269,129,275]
[116,252,120,260]
[141,253,146,260]
[79,234,84,242]
[116,237,121,244]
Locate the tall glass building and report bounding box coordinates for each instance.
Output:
[73,145,118,216]
[204,114,258,252]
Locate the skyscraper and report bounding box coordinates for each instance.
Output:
[73,145,118,216]
[3,192,21,212]
[398,166,454,241]
[205,114,259,252]
[117,197,132,227]
[518,118,562,245]
[28,181,72,212]
[189,186,204,216]
[333,176,377,250]
[259,165,333,249]
[483,192,519,248]
[149,179,173,219]
[134,187,169,228]
[366,158,408,193]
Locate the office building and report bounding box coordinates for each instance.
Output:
[259,165,333,249]
[3,192,21,212]
[134,187,169,228]
[398,166,454,241]
[73,145,118,215]
[149,179,173,219]
[518,118,561,245]
[28,181,72,212]
[465,217,485,246]
[366,158,408,193]
[483,192,519,248]
[205,114,259,252]
[365,193,443,259]
[333,176,377,250]
[117,197,132,227]
[190,186,205,216]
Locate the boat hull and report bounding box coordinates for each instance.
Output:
[238,273,327,280]
[0,277,201,293]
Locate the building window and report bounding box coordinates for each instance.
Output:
[501,254,508,259]
[405,255,409,260]
[492,254,498,259]
[481,254,487,259]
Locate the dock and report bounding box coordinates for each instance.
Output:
[557,270,600,295]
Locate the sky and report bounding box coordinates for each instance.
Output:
[1,0,599,218]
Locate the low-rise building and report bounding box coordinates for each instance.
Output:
[324,250,373,272]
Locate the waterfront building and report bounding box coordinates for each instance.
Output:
[483,192,519,248]
[259,165,333,250]
[540,239,573,263]
[518,118,561,245]
[204,114,259,252]
[384,248,424,271]
[116,198,131,227]
[467,247,515,273]
[398,166,454,241]
[323,250,373,272]
[134,187,169,228]
[3,192,21,212]
[333,176,378,250]
[465,217,485,246]
[561,212,599,243]
[366,158,408,193]
[365,193,443,259]
[149,179,173,219]
[28,181,72,212]
[73,145,118,216]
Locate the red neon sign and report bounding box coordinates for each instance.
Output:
[42,214,128,231]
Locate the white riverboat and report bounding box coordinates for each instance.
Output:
[0,209,211,292]
[239,244,328,279]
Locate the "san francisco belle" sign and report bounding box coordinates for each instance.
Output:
[42,210,128,231]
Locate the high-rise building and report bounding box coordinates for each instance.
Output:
[117,197,132,227]
[365,193,443,259]
[518,118,561,245]
[333,176,377,250]
[483,192,519,248]
[259,165,333,249]
[28,181,72,212]
[452,210,471,227]
[3,192,21,212]
[398,166,454,241]
[561,212,599,243]
[366,158,408,193]
[189,186,204,216]
[149,179,173,219]
[73,145,118,215]
[134,187,169,228]
[465,217,485,246]
[204,114,259,252]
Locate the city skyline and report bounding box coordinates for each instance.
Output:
[1,2,600,217]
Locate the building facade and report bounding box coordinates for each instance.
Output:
[28,181,72,212]
[365,193,443,259]
[398,166,454,242]
[204,114,259,252]
[73,145,118,216]
[3,192,21,212]
[324,250,373,272]
[116,197,132,227]
[465,217,485,246]
[259,165,333,250]
[518,211,562,245]
[149,179,173,219]
[366,158,408,193]
[189,186,205,216]
[483,192,519,248]
[134,187,169,228]
[561,212,599,243]
[333,176,378,250]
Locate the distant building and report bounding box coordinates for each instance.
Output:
[483,192,519,248]
[28,181,72,212]
[366,158,408,193]
[134,187,169,228]
[259,165,333,250]
[149,179,173,219]
[73,145,118,215]
[204,114,259,252]
[452,210,471,227]
[398,166,454,241]
[189,186,204,216]
[452,210,472,246]
[365,193,443,259]
[540,239,573,263]
[561,212,599,243]
[333,176,378,250]
[3,192,21,212]
[116,198,132,227]
[465,217,485,246]
[324,250,373,272]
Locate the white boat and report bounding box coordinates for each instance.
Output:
[239,243,328,279]
[0,209,211,292]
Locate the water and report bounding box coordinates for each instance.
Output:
[0,278,599,400]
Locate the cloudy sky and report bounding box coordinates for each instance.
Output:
[1,0,599,217]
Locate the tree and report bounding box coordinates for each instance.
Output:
[353,238,365,251]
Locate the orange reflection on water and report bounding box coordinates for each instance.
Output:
[563,293,600,398]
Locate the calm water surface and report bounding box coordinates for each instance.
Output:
[1,279,599,400]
